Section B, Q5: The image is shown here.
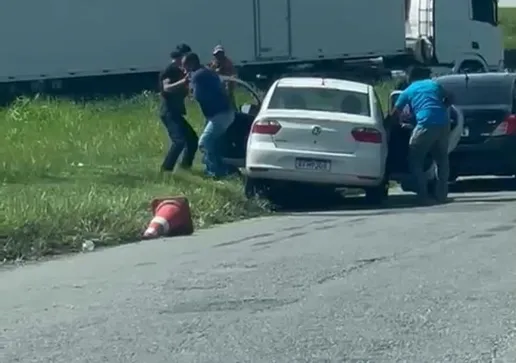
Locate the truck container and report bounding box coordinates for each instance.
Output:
[0,0,504,98]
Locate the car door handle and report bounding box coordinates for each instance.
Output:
[472,41,479,49]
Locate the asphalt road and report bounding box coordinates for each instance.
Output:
[2,178,516,363]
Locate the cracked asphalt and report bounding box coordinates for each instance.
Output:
[2,178,516,362]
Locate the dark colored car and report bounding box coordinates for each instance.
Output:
[437,72,516,180]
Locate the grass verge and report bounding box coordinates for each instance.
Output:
[500,7,516,50]
[1,83,393,262]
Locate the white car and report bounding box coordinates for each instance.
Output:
[221,76,464,203]
[229,77,390,203]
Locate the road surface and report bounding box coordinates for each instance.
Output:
[2,179,516,362]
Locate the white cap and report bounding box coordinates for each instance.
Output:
[213,45,225,55]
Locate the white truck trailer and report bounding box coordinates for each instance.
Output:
[0,0,503,97]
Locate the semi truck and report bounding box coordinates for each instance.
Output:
[0,0,503,98]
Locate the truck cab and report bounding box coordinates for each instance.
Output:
[405,0,503,73]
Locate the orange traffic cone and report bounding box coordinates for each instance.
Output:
[142,196,194,239]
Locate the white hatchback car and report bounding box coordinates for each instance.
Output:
[243,77,389,202]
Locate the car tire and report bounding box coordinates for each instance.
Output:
[364,182,389,205]
[244,177,268,199]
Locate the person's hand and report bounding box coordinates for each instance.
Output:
[400,122,414,130]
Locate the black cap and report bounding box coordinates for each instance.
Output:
[170,50,183,59]
[176,43,192,54]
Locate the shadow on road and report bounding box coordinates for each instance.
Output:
[273,192,422,215]
[274,177,516,216]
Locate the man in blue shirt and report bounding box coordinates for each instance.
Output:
[181,52,235,178]
[391,66,452,204]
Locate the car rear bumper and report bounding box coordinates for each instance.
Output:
[245,147,385,187]
[450,136,516,177]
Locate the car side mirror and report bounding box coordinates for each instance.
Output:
[240,103,259,116]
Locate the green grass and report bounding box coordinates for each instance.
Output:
[0,83,393,262]
[500,7,516,49]
[1,8,514,262]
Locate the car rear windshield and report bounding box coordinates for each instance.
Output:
[268,86,371,116]
[440,82,513,106]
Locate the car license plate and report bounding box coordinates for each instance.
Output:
[295,158,331,171]
[461,127,469,137]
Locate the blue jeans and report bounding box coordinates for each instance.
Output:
[198,110,235,177]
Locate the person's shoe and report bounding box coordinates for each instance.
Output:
[160,165,175,173]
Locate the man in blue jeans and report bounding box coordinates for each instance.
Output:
[181,52,235,178]
[390,66,452,204]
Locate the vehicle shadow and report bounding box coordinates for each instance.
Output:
[449,177,516,193]
[272,191,423,215]
[274,177,516,215]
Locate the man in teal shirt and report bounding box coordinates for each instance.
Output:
[391,66,452,204]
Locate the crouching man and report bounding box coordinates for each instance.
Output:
[390,66,452,205]
[182,52,235,178]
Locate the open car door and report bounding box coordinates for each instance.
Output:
[389,90,464,153]
[220,76,263,168]
[387,90,464,185]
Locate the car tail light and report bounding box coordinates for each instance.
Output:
[351,127,382,143]
[491,114,516,136]
[251,119,281,135]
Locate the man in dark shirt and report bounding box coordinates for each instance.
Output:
[181,52,235,178]
[158,50,198,171]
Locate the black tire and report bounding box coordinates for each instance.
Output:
[364,182,389,205]
[244,177,268,199]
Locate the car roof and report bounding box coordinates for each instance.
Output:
[435,72,516,89]
[275,77,370,94]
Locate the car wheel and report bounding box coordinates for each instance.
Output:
[244,177,268,199]
[364,182,389,205]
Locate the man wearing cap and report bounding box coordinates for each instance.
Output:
[182,52,235,178]
[176,43,192,55]
[209,45,237,109]
[157,50,198,172]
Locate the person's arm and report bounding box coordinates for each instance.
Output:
[388,88,415,129]
[208,60,218,71]
[390,88,410,117]
[162,77,188,92]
